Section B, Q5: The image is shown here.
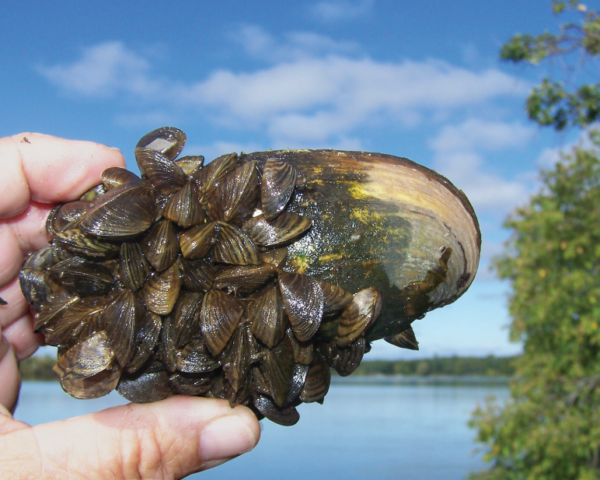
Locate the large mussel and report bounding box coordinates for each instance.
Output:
[19,127,480,426]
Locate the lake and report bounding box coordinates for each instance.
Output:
[14,378,509,479]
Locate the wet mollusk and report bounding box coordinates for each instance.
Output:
[19,126,480,426]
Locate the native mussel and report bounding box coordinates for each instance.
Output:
[19,127,481,426]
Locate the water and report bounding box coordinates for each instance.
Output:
[14,378,508,479]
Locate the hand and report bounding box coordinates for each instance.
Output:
[0,133,260,478]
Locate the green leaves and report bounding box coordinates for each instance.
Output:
[472,134,600,479]
[501,1,600,130]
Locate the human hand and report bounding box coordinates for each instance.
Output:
[0,133,260,478]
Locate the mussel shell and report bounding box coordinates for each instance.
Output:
[101,290,137,367]
[243,212,312,248]
[212,222,259,265]
[177,339,221,374]
[162,180,205,228]
[175,155,204,176]
[214,264,278,296]
[56,228,119,258]
[78,183,157,239]
[47,201,91,235]
[119,243,151,292]
[206,161,259,225]
[136,127,187,161]
[180,258,213,292]
[117,368,172,403]
[126,309,162,373]
[299,351,330,403]
[195,152,239,202]
[318,337,366,377]
[140,219,179,272]
[247,283,287,348]
[170,291,203,348]
[201,290,244,356]
[59,362,121,400]
[140,262,182,315]
[169,372,216,396]
[221,324,256,391]
[261,160,297,221]
[254,395,300,426]
[240,149,481,341]
[259,333,295,407]
[385,325,419,350]
[278,272,324,342]
[48,257,114,298]
[53,331,114,379]
[102,167,140,189]
[19,248,56,311]
[335,287,382,347]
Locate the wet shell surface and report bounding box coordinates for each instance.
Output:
[18,127,481,426]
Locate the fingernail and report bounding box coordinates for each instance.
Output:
[200,414,258,462]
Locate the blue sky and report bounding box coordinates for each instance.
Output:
[1,0,587,359]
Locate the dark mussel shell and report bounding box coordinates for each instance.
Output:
[136,126,186,161]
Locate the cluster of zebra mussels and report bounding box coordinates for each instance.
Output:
[19,127,415,426]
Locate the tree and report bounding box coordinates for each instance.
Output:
[501,1,600,130]
[470,2,600,478]
[470,135,600,479]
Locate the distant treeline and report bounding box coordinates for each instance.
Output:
[351,355,517,377]
[18,354,517,381]
[19,355,57,381]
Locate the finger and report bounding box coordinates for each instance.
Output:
[0,336,21,413]
[0,396,261,479]
[0,133,126,219]
[0,278,44,361]
[0,202,52,288]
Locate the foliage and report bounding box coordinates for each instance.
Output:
[501,1,600,130]
[19,355,57,381]
[352,355,516,377]
[470,132,600,479]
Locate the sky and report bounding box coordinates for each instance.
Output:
[1,0,589,360]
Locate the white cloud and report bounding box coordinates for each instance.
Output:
[185,57,526,122]
[310,0,375,21]
[230,25,361,62]
[429,119,536,213]
[38,35,529,149]
[37,41,161,98]
[536,129,596,170]
[433,150,530,212]
[430,119,534,153]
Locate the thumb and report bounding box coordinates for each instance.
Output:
[0,396,261,479]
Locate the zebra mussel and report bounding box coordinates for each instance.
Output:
[19,127,481,426]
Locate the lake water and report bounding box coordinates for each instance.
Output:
[14,378,509,479]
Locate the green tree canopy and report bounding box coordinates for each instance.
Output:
[501,0,600,130]
[470,133,600,479]
[470,4,600,477]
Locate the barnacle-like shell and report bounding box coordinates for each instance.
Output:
[201,290,244,356]
[385,325,419,350]
[336,287,382,347]
[243,212,312,248]
[278,272,324,342]
[261,160,297,220]
[102,167,140,189]
[136,126,187,161]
